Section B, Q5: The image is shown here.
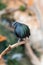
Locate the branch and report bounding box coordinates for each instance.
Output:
[0,41,25,58]
[25,38,40,65]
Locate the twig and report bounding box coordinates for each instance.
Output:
[0,41,25,58]
[25,38,40,65]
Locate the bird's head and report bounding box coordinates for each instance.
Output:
[12,21,18,28]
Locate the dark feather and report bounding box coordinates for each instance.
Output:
[13,22,30,40]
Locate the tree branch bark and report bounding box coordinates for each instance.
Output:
[0,41,25,58]
[25,38,40,65]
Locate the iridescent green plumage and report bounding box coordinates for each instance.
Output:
[13,22,30,40]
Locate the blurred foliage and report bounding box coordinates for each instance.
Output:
[0,24,17,45]
[8,45,25,58]
[0,3,7,10]
[1,14,7,19]
[7,59,20,65]
[0,41,7,53]
[19,5,26,11]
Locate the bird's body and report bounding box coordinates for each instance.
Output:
[12,22,30,40]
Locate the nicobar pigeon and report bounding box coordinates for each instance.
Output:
[12,21,30,41]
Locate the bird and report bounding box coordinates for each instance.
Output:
[12,21,30,41]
